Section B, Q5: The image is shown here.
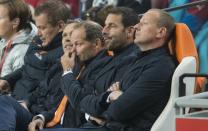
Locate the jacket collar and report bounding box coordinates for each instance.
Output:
[42,32,63,51]
[111,43,138,56]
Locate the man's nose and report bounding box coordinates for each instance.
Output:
[102,26,109,35]
[72,44,76,52]
[134,23,141,31]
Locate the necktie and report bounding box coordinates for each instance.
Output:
[46,66,85,127]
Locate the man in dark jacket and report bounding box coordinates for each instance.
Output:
[0,0,71,101]
[43,9,176,131]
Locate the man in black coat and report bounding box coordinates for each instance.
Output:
[43,9,176,131]
[0,0,70,101]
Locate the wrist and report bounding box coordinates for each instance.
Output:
[63,68,73,76]
[33,115,45,124]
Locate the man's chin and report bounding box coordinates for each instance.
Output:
[105,39,111,45]
[107,43,116,51]
[106,42,113,49]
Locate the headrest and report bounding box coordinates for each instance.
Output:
[169,23,198,63]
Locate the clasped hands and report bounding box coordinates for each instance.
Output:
[89,82,123,125]
[107,82,123,103]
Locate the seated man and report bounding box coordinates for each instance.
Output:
[0,22,77,131]
[43,9,176,131]
[0,0,71,100]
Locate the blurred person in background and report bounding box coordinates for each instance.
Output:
[0,0,37,77]
[80,0,151,18]
[83,5,114,27]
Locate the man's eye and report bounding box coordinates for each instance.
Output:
[75,43,80,46]
[109,25,116,28]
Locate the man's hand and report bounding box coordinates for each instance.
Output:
[107,90,123,103]
[89,116,106,126]
[0,79,10,93]
[61,51,76,71]
[107,82,120,92]
[28,118,44,131]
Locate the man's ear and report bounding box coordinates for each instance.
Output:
[156,27,167,39]
[57,20,65,32]
[126,26,135,39]
[12,18,20,30]
[93,38,104,52]
[94,38,102,47]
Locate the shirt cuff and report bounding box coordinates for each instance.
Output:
[33,114,45,124]
[62,68,73,76]
[85,113,90,121]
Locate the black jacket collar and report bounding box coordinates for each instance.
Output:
[112,43,138,56]
[42,32,63,51]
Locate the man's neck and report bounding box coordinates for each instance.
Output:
[113,42,132,55]
[138,41,164,52]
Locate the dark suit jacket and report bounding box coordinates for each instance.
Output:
[62,49,112,127]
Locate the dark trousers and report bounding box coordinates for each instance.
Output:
[0,95,33,131]
[42,123,109,131]
[42,127,108,131]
